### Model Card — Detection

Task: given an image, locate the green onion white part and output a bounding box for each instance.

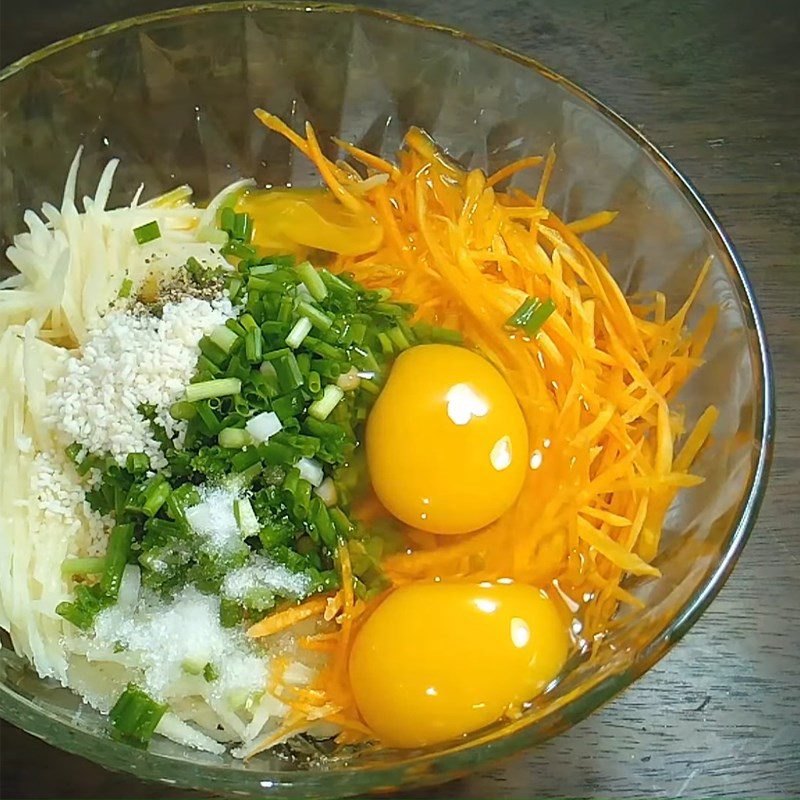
[285,316,313,349]
[308,384,344,420]
[296,457,324,488]
[245,411,282,443]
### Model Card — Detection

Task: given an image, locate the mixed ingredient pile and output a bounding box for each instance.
[0,109,718,756]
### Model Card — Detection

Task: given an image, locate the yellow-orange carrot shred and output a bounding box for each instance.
[246,596,329,639]
[247,109,718,750]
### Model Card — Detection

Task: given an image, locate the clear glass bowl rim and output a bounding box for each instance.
[0,2,775,796]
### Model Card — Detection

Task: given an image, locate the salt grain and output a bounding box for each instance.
[223,556,311,602]
[92,586,265,702]
[185,483,243,554]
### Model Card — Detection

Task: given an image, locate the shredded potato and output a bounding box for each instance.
[249,111,718,745]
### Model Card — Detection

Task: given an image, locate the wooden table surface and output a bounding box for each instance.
[1,1,798,797]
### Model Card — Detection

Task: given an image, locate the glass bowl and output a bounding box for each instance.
[0,3,774,796]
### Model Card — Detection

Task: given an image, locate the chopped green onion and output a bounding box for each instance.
[219,599,244,628]
[75,453,101,477]
[349,321,367,345]
[184,378,241,402]
[292,479,313,519]
[238,460,262,485]
[56,583,109,630]
[522,298,557,335]
[308,384,344,421]
[195,402,221,435]
[377,331,394,355]
[311,498,337,549]
[165,484,200,526]
[285,317,313,349]
[142,476,171,518]
[313,358,343,379]
[221,240,256,260]
[307,370,321,394]
[264,349,303,392]
[282,467,301,500]
[219,427,253,449]
[295,261,328,301]
[329,507,354,538]
[203,663,219,682]
[245,410,282,443]
[195,354,222,378]
[109,684,167,747]
[319,269,353,296]
[220,206,236,233]
[259,440,294,465]
[277,295,293,323]
[245,328,263,363]
[100,523,135,599]
[186,256,215,285]
[118,278,133,299]
[199,336,228,368]
[225,318,247,338]
[144,518,181,543]
[294,300,332,330]
[387,326,411,350]
[231,447,261,472]
[271,390,304,421]
[247,275,276,293]
[260,360,277,380]
[304,337,346,361]
[240,313,259,333]
[210,324,239,354]
[125,452,150,474]
[359,378,381,397]
[65,442,83,463]
[61,556,106,577]
[350,345,380,374]
[169,400,197,421]
[234,497,259,534]
[231,212,253,242]
[505,296,556,335]
[249,263,277,277]
[430,325,462,344]
[414,322,463,344]
[227,275,244,302]
[296,353,310,379]
[133,220,161,245]
[260,320,289,337]
[373,302,404,317]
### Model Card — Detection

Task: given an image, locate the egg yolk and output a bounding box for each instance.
[348,581,569,748]
[366,344,528,535]
[236,189,382,256]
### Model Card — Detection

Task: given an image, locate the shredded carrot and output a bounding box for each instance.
[247,596,329,639]
[486,155,544,187]
[567,210,619,235]
[248,112,719,745]
[331,136,401,180]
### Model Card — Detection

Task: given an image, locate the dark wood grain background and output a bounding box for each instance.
[1,1,798,797]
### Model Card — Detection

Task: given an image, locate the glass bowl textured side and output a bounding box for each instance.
[0,3,773,797]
